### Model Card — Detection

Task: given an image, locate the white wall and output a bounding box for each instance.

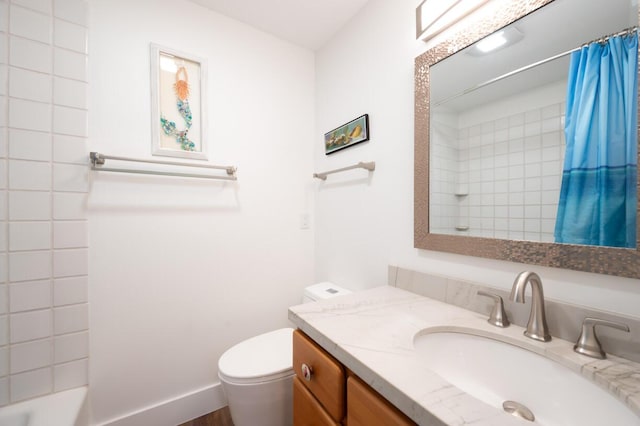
[314,0,640,316]
[88,0,315,424]
[0,0,89,407]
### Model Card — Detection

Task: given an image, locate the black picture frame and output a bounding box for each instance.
[324,114,370,155]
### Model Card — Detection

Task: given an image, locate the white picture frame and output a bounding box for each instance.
[150,43,208,160]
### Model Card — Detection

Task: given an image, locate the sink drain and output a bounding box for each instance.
[503,400,535,422]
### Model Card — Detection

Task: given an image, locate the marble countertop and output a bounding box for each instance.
[288,285,640,426]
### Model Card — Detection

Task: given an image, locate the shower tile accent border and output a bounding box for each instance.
[389,265,640,363]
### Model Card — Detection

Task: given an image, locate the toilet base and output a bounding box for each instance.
[219,373,294,426]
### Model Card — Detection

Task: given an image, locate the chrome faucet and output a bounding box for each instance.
[509,271,551,342]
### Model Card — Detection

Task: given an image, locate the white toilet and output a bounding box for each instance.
[218,282,351,426]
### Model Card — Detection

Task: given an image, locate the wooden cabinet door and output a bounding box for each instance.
[293,330,345,422]
[293,376,341,426]
[347,376,416,426]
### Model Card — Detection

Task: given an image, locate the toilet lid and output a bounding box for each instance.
[218,328,294,384]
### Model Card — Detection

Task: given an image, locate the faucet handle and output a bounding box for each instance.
[477,290,510,328]
[574,317,630,359]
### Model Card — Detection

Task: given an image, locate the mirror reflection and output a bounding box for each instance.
[429,0,638,248]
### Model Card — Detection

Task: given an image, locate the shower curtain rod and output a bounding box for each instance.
[434,26,638,107]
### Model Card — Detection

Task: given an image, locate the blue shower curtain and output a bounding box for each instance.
[555,33,638,248]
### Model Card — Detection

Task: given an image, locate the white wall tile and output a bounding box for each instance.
[9,5,51,43]
[0,285,7,314]
[8,191,50,220]
[8,221,50,251]
[10,309,51,343]
[0,222,5,252]
[10,367,51,402]
[0,127,7,157]
[54,331,87,363]
[53,106,87,136]
[0,65,7,96]
[0,192,5,221]
[53,48,86,81]
[53,303,87,334]
[8,251,50,282]
[542,103,560,119]
[53,134,86,164]
[8,98,51,132]
[0,255,6,283]
[53,220,87,248]
[9,67,51,103]
[0,160,5,189]
[9,129,51,161]
[0,1,7,32]
[52,192,85,219]
[9,37,51,73]
[9,280,50,312]
[10,339,51,373]
[0,33,7,65]
[53,0,87,26]
[53,163,88,192]
[0,96,6,126]
[53,358,86,391]
[11,0,51,14]
[8,160,51,190]
[0,315,7,346]
[53,19,86,53]
[53,248,87,277]
[53,276,86,307]
[0,377,8,406]
[53,77,87,109]
[0,346,7,376]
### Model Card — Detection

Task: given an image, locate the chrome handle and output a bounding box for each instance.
[477,290,510,328]
[301,363,313,381]
[574,317,630,359]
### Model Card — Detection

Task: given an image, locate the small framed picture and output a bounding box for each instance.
[324,114,370,155]
[150,44,208,160]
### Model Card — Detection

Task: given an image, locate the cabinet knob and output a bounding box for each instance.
[301,363,313,381]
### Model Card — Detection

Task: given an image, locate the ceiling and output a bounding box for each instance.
[188,0,371,50]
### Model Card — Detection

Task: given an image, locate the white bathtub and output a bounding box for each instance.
[0,387,88,426]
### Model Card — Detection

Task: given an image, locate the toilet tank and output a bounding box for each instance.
[303,282,351,303]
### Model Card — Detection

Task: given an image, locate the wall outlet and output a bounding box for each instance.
[300,213,310,229]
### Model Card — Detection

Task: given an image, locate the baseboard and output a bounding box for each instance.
[96,383,227,426]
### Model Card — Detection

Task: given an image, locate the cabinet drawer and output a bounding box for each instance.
[347,375,416,426]
[292,330,345,422]
[293,376,341,426]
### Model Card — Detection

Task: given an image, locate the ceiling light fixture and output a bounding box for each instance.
[476,30,507,52]
[468,26,524,56]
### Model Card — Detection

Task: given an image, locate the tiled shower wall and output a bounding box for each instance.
[457,102,565,242]
[430,85,565,242]
[0,0,89,405]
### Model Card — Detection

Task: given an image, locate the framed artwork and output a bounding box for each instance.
[150,44,208,160]
[324,114,370,155]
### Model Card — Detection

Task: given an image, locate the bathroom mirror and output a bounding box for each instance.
[415,0,640,278]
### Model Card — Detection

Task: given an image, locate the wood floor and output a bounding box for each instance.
[177,406,234,426]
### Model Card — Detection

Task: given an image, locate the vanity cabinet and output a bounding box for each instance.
[347,374,416,426]
[292,329,416,426]
[292,329,345,424]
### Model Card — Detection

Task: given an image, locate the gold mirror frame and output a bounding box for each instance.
[414,0,640,279]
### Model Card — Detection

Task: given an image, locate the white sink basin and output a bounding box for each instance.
[413,331,639,425]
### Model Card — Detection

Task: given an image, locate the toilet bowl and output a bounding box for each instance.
[218,282,351,426]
